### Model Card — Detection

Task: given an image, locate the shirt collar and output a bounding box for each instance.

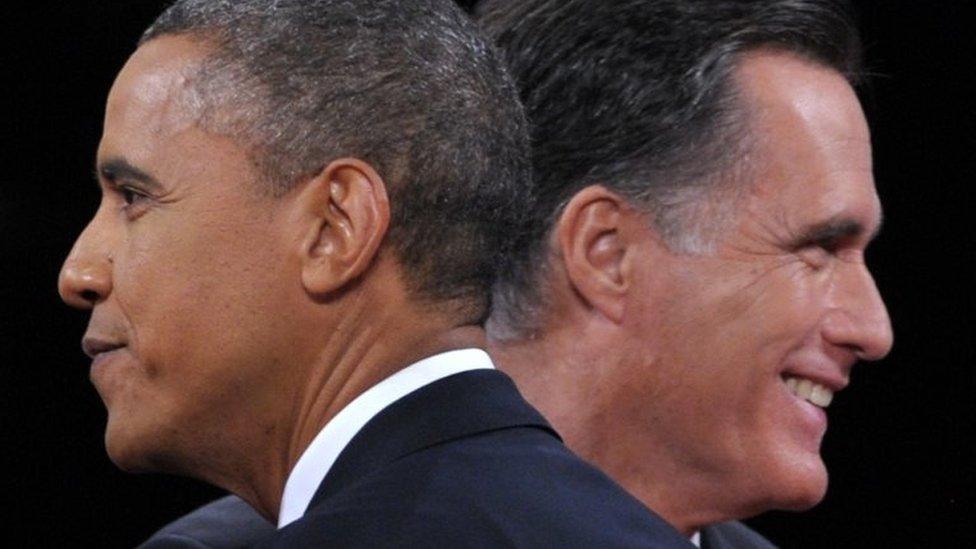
[277,348,494,528]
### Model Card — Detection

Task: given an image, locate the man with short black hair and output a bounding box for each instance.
[479,0,892,545]
[60,1,690,546]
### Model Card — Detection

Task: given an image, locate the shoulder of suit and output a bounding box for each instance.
[138,495,274,549]
[701,521,777,549]
[266,428,693,548]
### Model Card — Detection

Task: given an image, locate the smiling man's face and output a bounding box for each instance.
[610,50,894,516]
[58,35,309,475]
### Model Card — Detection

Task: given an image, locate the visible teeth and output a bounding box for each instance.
[814,385,834,407]
[784,376,834,408]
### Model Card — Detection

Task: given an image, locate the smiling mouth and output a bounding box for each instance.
[783,376,834,408]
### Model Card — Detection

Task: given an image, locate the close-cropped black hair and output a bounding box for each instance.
[477,0,862,337]
[142,0,531,322]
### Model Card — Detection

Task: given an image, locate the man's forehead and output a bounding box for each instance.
[736,50,867,133]
[727,51,883,242]
[736,50,871,160]
[102,36,207,146]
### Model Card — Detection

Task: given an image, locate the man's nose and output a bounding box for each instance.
[822,263,894,362]
[58,220,113,310]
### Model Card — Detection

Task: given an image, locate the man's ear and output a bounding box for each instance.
[555,185,651,324]
[295,158,390,296]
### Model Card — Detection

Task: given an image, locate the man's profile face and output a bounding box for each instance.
[59,36,308,473]
[618,51,893,512]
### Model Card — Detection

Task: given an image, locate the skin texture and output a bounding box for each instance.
[59,35,483,521]
[490,50,893,534]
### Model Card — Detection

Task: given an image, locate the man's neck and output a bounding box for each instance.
[249,307,484,521]
[491,326,738,536]
[284,322,487,477]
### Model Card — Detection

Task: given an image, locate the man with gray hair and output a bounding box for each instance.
[60,0,692,546]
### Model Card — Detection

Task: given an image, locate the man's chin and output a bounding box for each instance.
[103,416,169,474]
[104,435,149,474]
[737,446,830,517]
[768,459,829,512]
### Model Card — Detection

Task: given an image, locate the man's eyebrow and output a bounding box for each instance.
[794,213,883,246]
[95,158,163,192]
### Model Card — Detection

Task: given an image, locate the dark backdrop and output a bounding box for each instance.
[2,1,971,547]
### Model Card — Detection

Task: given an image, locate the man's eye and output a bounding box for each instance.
[119,186,146,206]
[815,238,846,257]
[798,237,839,255]
[794,240,834,270]
[115,186,153,219]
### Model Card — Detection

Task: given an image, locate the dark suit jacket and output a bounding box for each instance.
[143,500,777,549]
[140,495,273,549]
[143,369,692,548]
[701,521,777,549]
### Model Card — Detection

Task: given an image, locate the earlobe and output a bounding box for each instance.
[556,185,636,324]
[298,158,390,296]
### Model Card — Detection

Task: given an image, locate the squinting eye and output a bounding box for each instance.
[814,238,841,255]
[795,240,832,270]
[797,237,838,255]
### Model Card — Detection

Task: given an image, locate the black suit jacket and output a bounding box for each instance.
[701,521,777,549]
[144,369,692,548]
[142,501,777,549]
[265,369,691,547]
[140,495,273,549]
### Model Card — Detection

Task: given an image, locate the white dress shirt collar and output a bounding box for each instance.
[277,348,494,528]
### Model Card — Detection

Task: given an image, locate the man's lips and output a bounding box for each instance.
[781,366,850,409]
[783,375,835,408]
[780,351,855,409]
[82,336,126,359]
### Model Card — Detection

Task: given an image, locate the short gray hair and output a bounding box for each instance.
[142,0,531,321]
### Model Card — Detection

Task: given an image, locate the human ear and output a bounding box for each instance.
[297,158,390,296]
[555,185,642,324]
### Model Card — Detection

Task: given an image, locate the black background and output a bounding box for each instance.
[2,2,971,547]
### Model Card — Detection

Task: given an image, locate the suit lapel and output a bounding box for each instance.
[308,368,558,507]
